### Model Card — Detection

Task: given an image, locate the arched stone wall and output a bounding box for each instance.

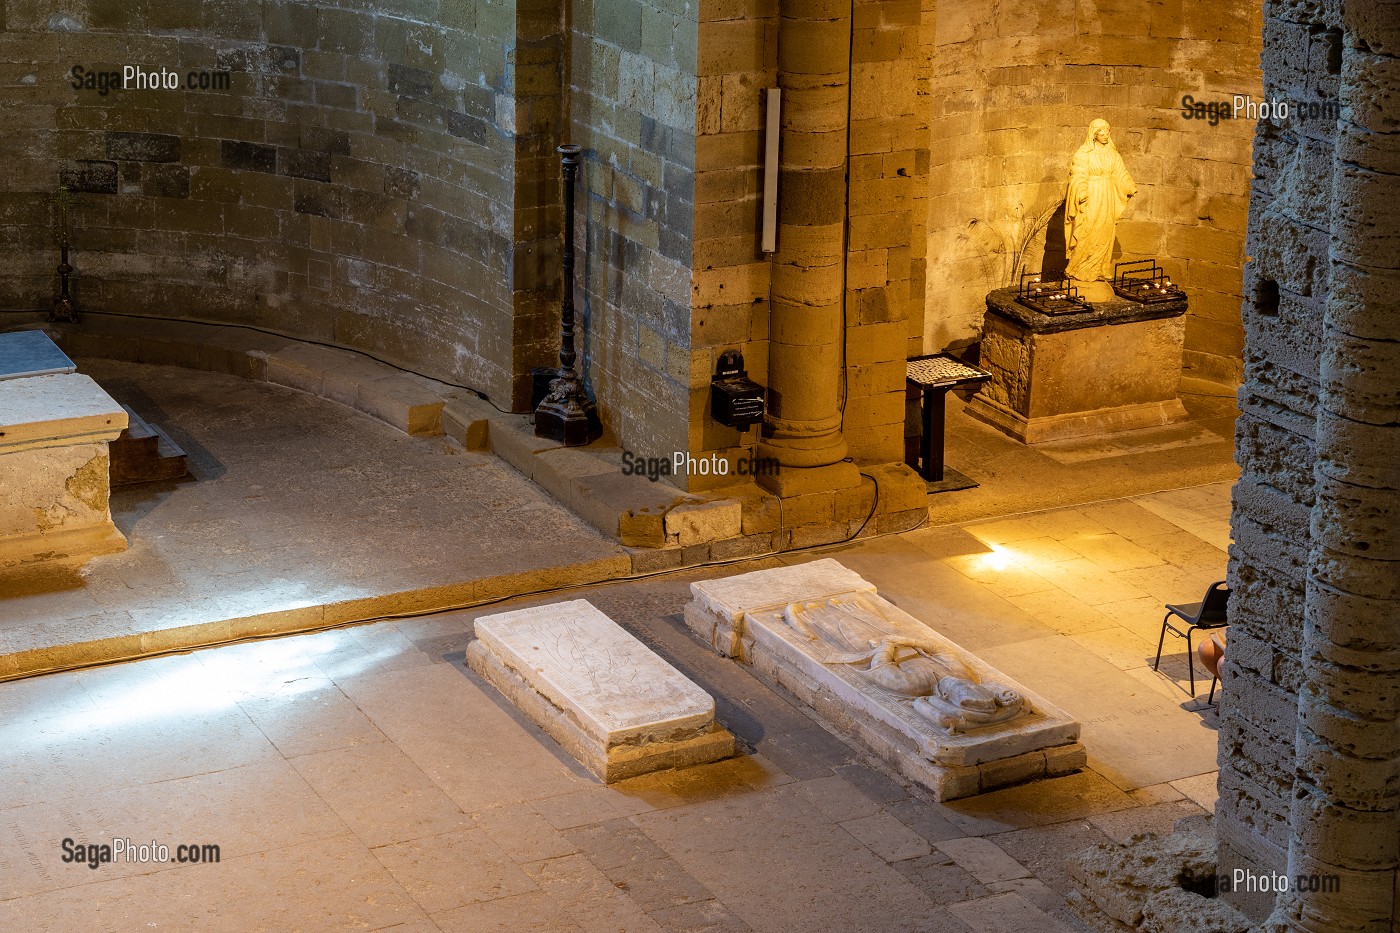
[923,0,1261,389]
[0,0,563,410]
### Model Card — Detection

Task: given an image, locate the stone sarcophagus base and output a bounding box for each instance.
[968,287,1189,444]
[684,559,1084,801]
[468,599,734,783]
[0,372,128,568]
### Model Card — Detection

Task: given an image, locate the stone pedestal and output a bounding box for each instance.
[0,372,128,567]
[967,288,1188,444]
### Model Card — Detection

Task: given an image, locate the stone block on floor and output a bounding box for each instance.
[665,499,742,546]
[468,598,734,783]
[970,288,1190,444]
[442,394,494,450]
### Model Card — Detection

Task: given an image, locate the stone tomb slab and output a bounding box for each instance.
[468,599,734,783]
[0,330,77,381]
[685,559,1085,801]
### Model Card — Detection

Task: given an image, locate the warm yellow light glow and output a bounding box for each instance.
[977,543,1016,572]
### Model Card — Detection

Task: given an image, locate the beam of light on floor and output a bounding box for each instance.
[975,542,1017,571]
[33,626,395,734]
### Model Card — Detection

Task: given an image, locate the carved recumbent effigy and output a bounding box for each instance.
[684,559,1085,801]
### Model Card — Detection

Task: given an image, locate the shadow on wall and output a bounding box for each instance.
[951,196,1065,295]
[1040,201,1068,280]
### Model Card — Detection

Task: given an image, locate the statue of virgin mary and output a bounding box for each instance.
[1064,119,1136,291]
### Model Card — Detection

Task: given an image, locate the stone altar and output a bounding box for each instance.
[468,598,734,783]
[967,287,1189,444]
[0,332,128,568]
[684,559,1084,800]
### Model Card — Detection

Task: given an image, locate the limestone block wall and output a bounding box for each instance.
[0,0,560,410]
[688,0,776,481]
[842,0,928,464]
[922,0,1260,388]
[1221,0,1400,926]
[567,0,698,464]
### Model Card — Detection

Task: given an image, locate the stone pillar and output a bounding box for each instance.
[1264,6,1400,930]
[757,0,860,496]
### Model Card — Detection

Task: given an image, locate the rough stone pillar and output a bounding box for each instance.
[1265,5,1400,930]
[757,0,861,496]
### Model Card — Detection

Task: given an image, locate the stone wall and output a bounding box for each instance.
[567,0,698,464]
[1221,0,1400,927]
[0,0,924,493]
[689,0,776,482]
[0,0,559,410]
[842,0,928,464]
[922,0,1260,389]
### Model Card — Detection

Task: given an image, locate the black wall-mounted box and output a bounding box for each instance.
[710,350,765,430]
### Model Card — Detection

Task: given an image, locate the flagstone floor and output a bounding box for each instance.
[0,483,1232,932]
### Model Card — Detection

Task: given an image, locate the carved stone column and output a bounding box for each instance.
[757,0,860,496]
[1265,7,1400,930]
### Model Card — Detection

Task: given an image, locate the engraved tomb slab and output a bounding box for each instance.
[469,598,733,783]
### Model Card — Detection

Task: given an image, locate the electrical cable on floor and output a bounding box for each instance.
[852,470,881,539]
[836,4,857,429]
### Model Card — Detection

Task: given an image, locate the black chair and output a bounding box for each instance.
[1153,581,1230,696]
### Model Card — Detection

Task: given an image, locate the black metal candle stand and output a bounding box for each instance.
[49,185,79,323]
[1014,271,1093,315]
[535,144,601,446]
[1111,260,1185,303]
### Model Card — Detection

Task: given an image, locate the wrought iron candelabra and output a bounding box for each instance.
[50,185,78,323]
[535,144,600,445]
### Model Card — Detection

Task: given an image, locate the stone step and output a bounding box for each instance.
[110,405,189,486]
[32,317,450,439]
[116,405,158,448]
